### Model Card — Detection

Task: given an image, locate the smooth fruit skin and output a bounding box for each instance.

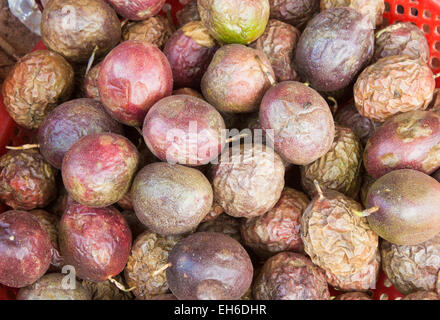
[366,169,440,245]
[0,210,51,288]
[98,40,173,127]
[106,0,165,20]
[62,133,139,208]
[59,204,132,282]
[198,0,270,45]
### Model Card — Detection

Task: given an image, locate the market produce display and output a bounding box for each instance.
[1,0,440,301]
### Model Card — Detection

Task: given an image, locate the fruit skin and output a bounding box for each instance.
[84,63,102,101]
[363,111,440,179]
[259,81,335,165]
[403,291,439,300]
[143,95,226,166]
[106,0,165,20]
[335,292,372,300]
[269,0,320,30]
[166,232,253,300]
[124,231,181,299]
[2,50,74,129]
[122,16,174,49]
[38,98,124,169]
[172,88,203,99]
[301,126,363,198]
[301,190,380,291]
[0,150,57,211]
[197,213,242,243]
[253,252,330,300]
[197,0,270,45]
[294,7,374,93]
[374,22,430,63]
[164,21,218,89]
[381,233,440,295]
[241,188,309,257]
[131,163,213,235]
[201,44,275,113]
[0,210,51,288]
[17,273,91,300]
[249,19,301,82]
[41,0,121,63]
[98,40,173,127]
[366,169,440,245]
[62,133,139,208]
[211,143,285,218]
[177,0,200,27]
[354,55,435,122]
[59,204,132,282]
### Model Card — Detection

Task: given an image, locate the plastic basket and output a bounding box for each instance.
[0,0,439,300]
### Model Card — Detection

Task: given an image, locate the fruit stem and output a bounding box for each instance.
[254,55,276,87]
[225,133,250,144]
[85,46,99,76]
[152,263,172,277]
[120,19,130,29]
[375,28,387,39]
[327,96,338,114]
[313,180,324,200]
[134,126,143,137]
[434,73,440,79]
[304,82,310,87]
[6,144,40,150]
[352,206,379,217]
[108,276,136,292]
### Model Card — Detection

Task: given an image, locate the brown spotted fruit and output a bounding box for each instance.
[62,133,139,208]
[59,203,132,282]
[366,169,440,245]
[363,110,440,179]
[122,15,174,49]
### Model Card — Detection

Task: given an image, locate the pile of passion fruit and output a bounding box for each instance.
[1,0,440,300]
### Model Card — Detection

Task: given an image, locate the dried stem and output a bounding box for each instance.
[0,35,19,61]
[108,276,136,292]
[352,206,379,218]
[152,263,172,277]
[327,96,338,114]
[225,133,250,144]
[134,126,143,137]
[85,46,99,76]
[6,144,40,150]
[254,55,276,87]
[313,180,324,200]
[304,82,310,87]
[120,19,130,29]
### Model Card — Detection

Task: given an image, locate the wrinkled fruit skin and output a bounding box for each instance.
[403,291,439,300]
[0,210,51,288]
[335,103,379,145]
[167,232,253,300]
[241,188,309,257]
[320,0,385,28]
[30,210,63,270]
[259,81,335,165]
[62,133,139,207]
[17,273,91,300]
[197,0,270,44]
[381,233,440,295]
[38,98,124,169]
[200,202,224,223]
[122,16,174,49]
[143,95,226,166]
[366,169,440,245]
[201,44,275,113]
[354,55,435,122]
[335,292,372,300]
[83,63,102,101]
[177,0,200,27]
[0,150,57,210]
[41,0,121,63]
[131,163,213,235]
[107,0,165,20]
[363,111,440,179]
[269,0,320,30]
[2,50,74,129]
[212,143,285,218]
[294,7,374,93]
[59,204,132,282]
[253,252,330,300]
[125,231,181,299]
[250,19,300,82]
[164,21,218,89]
[301,126,363,198]
[98,40,173,127]
[374,22,430,63]
[197,214,242,243]
[301,190,380,291]
[82,275,133,300]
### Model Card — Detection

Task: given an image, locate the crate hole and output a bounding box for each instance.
[432,57,440,69]
[384,2,390,12]
[411,7,418,16]
[435,42,440,52]
[424,10,432,19]
[423,24,431,34]
[396,4,404,14]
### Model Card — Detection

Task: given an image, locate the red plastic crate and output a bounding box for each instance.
[0,0,439,300]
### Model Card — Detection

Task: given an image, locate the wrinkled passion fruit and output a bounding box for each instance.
[2,50,74,129]
[41,0,121,63]
[106,0,165,20]
[62,133,139,207]
[122,15,174,49]
[269,0,320,30]
[98,40,173,127]
[176,0,200,27]
[59,203,132,282]
[83,63,102,101]
[166,232,253,300]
